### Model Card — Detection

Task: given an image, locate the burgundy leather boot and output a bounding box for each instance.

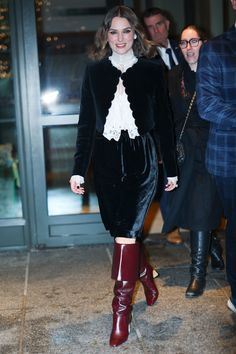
[139,245,159,306]
[109,242,140,347]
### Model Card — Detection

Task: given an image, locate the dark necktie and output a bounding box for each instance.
[166,48,176,69]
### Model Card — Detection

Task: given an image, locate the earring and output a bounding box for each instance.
[134,34,137,39]
[102,42,107,50]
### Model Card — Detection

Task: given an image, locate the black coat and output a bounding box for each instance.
[162,63,222,232]
[72,57,177,178]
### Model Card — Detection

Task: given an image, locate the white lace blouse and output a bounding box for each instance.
[103,50,139,141]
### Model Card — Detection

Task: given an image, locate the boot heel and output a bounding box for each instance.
[140,264,159,305]
[153,269,160,278]
[139,246,159,306]
[210,233,224,270]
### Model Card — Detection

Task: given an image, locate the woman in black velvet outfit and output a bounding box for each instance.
[70,6,178,347]
[162,25,224,298]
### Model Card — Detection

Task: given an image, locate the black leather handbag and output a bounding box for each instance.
[176,91,196,165]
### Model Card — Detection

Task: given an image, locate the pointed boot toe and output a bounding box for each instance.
[185,277,205,298]
[109,313,131,347]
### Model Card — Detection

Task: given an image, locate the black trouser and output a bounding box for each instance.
[215,176,236,299]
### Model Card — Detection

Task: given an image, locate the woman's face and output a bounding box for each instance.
[180,28,203,70]
[107,16,135,55]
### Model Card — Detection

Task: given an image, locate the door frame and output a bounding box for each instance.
[14,0,110,248]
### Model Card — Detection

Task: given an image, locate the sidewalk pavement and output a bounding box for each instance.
[0,232,235,354]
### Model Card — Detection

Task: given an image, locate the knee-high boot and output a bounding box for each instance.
[209,232,224,270]
[139,244,159,306]
[110,242,140,347]
[186,231,211,298]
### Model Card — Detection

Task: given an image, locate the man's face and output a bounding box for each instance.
[230,0,236,10]
[143,14,170,47]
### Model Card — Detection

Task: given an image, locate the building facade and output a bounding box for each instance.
[0,0,234,249]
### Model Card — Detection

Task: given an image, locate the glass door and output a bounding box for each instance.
[36,0,105,217]
[26,0,148,247]
[0,0,27,247]
[0,1,22,217]
[0,0,145,248]
[32,0,113,246]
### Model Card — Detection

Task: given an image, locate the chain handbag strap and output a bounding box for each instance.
[178,91,196,141]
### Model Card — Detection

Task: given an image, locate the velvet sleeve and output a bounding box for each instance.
[72,65,96,177]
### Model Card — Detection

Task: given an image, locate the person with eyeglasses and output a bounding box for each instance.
[179,37,202,49]
[197,0,236,314]
[142,7,183,245]
[162,25,224,298]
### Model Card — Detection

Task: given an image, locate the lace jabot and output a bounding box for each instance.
[103,50,139,141]
[109,50,138,72]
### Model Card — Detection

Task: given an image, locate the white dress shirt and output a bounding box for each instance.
[157,39,178,70]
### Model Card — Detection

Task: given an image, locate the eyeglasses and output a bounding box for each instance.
[179,38,202,49]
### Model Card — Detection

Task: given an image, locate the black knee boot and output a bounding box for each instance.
[186,231,211,298]
[209,232,224,270]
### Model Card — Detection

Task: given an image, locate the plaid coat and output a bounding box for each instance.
[196,26,236,177]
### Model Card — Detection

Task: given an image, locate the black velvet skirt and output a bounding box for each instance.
[92,131,158,238]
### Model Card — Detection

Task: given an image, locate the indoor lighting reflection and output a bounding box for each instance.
[41,90,59,105]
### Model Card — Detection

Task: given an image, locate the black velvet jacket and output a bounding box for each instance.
[73,57,177,177]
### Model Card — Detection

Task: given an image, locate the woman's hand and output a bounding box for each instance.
[69,175,85,195]
[165,176,178,191]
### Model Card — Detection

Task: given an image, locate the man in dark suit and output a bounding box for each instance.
[142,7,183,244]
[142,7,182,69]
[197,0,236,314]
